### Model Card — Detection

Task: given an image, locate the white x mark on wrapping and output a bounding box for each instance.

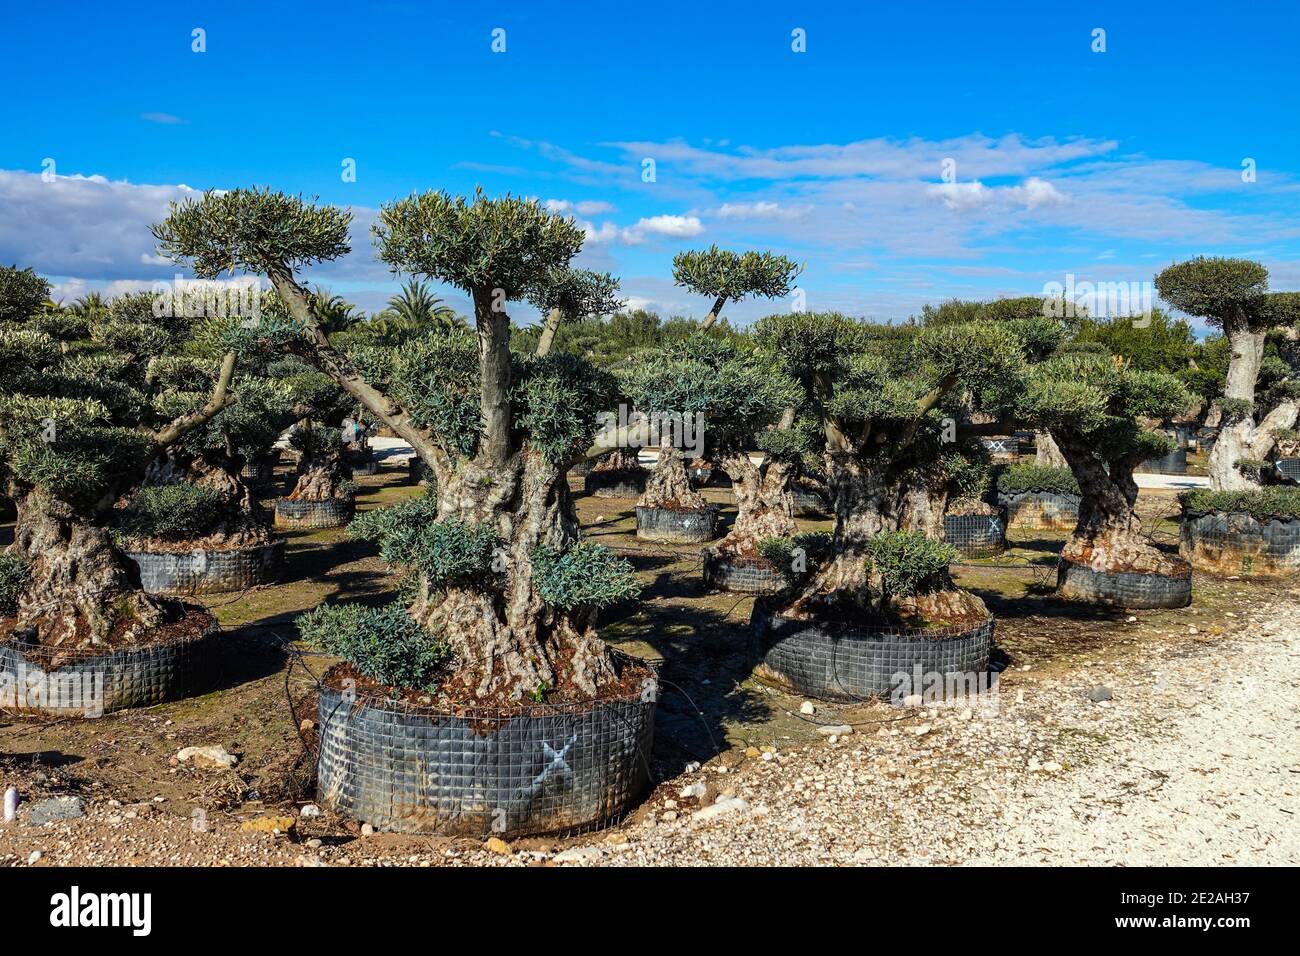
[531,734,577,791]
[987,517,1002,534]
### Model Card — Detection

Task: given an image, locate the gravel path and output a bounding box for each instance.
[4,597,1297,867]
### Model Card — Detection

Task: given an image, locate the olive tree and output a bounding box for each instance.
[757,311,1022,620]
[619,333,800,537]
[528,268,623,358]
[672,245,802,329]
[1018,350,1193,587]
[153,188,638,699]
[0,271,235,646]
[1155,258,1300,489]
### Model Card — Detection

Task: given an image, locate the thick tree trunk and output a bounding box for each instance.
[144,450,268,543]
[785,452,901,614]
[1035,430,1068,468]
[1208,327,1267,490]
[1055,435,1182,576]
[717,452,797,553]
[10,491,164,647]
[638,446,706,510]
[409,450,615,700]
[899,474,948,540]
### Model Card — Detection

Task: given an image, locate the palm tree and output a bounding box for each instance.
[385,278,459,329]
[72,291,108,321]
[312,286,361,335]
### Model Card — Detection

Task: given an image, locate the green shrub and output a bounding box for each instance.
[1180,487,1300,520]
[118,483,225,541]
[0,551,30,615]
[864,531,957,599]
[400,518,500,589]
[757,531,833,580]
[1218,397,1255,422]
[996,463,1080,496]
[347,490,439,551]
[297,602,447,693]
[1273,427,1300,444]
[531,541,642,609]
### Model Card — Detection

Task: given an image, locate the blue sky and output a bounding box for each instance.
[2,0,1299,330]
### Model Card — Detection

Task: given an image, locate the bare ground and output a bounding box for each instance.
[2,459,1296,866]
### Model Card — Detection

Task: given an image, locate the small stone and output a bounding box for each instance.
[297,855,328,867]
[662,799,677,810]
[300,719,315,733]
[28,796,85,826]
[745,746,760,758]
[911,723,932,737]
[799,701,816,715]
[361,823,375,836]
[1042,760,1063,772]
[691,797,749,822]
[679,782,707,800]
[1087,686,1113,702]
[484,837,511,855]
[817,724,852,736]
[683,761,701,773]
[300,803,322,818]
[553,846,602,864]
[241,815,296,834]
[761,751,775,761]
[306,838,323,849]
[3,787,17,824]
[958,708,973,721]
[176,745,238,770]
[661,810,678,822]
[1126,616,1137,623]
[902,694,923,709]
[27,851,42,865]
[828,735,839,744]
[1187,625,1199,635]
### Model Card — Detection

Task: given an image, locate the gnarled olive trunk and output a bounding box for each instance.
[1207,327,1274,490]
[594,447,642,472]
[899,473,947,540]
[1054,435,1183,576]
[718,452,797,553]
[10,490,164,647]
[786,453,902,613]
[409,449,616,700]
[638,446,706,510]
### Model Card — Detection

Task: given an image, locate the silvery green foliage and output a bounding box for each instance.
[527,267,624,318]
[997,464,1081,496]
[757,531,832,582]
[151,188,352,277]
[374,188,584,298]
[0,264,51,323]
[864,531,959,600]
[619,332,800,458]
[671,246,802,303]
[1018,351,1192,463]
[531,541,642,610]
[298,602,448,693]
[117,483,226,541]
[346,491,440,563]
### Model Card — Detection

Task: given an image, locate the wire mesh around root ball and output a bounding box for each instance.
[274,497,356,529]
[315,656,657,838]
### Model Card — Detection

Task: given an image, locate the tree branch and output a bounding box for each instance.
[700,295,728,330]
[269,268,451,479]
[152,350,238,449]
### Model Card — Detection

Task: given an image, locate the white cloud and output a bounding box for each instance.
[714,201,807,220]
[544,198,617,216]
[140,112,187,125]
